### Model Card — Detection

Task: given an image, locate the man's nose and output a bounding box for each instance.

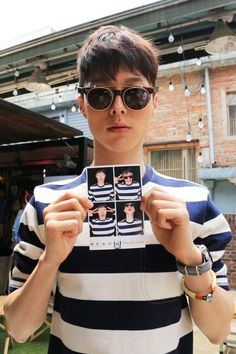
[109,93,127,116]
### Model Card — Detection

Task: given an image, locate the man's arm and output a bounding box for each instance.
[141,187,234,343]
[4,192,92,342]
[4,254,59,342]
[184,272,234,343]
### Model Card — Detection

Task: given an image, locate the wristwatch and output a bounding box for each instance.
[176,244,213,276]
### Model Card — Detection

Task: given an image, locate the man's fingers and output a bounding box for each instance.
[44,210,84,222]
[52,192,93,209]
[45,218,83,237]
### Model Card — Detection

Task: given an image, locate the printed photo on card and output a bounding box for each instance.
[86,165,145,251]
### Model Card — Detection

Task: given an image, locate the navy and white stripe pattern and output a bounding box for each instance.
[9,165,232,354]
[88,183,114,202]
[117,218,143,236]
[115,181,141,200]
[90,217,116,236]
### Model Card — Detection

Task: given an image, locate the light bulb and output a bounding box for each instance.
[51,103,56,110]
[14,69,20,77]
[13,88,18,96]
[200,84,206,94]
[168,82,174,91]
[198,118,204,129]
[168,32,174,43]
[177,45,183,54]
[197,153,203,163]
[185,133,192,142]
[196,58,202,66]
[71,104,76,112]
[184,86,190,96]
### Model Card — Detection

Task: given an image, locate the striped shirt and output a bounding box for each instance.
[9,165,232,354]
[117,218,143,236]
[90,217,116,236]
[115,181,141,200]
[88,183,114,202]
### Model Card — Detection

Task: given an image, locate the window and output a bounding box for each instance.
[227,92,236,136]
[146,146,197,182]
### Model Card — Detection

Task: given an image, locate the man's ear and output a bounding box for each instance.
[78,96,87,118]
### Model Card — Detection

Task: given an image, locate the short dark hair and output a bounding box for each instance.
[78,25,159,86]
[95,169,106,175]
[124,202,135,207]
[122,169,133,175]
[97,203,107,209]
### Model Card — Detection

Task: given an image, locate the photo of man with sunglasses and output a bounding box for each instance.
[115,167,141,200]
[117,201,143,236]
[5,24,233,354]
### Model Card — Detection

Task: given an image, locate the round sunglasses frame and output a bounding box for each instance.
[78,86,158,111]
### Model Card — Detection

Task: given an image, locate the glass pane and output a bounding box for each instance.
[228,106,236,136]
[150,148,196,182]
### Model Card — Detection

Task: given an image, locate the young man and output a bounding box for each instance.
[4,25,234,354]
[117,202,143,236]
[88,168,114,202]
[115,168,141,200]
[89,203,116,237]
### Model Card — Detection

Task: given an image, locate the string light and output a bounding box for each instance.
[196,58,202,66]
[185,133,192,142]
[184,85,190,96]
[13,88,18,96]
[198,118,204,129]
[51,102,56,110]
[71,103,77,112]
[197,152,203,163]
[14,69,20,77]
[200,84,206,94]
[168,81,174,91]
[177,45,184,54]
[168,32,175,43]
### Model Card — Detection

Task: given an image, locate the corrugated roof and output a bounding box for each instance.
[0,99,82,144]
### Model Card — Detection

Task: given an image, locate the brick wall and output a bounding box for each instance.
[223,214,236,289]
[144,64,236,168]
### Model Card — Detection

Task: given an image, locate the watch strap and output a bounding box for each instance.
[176,244,213,276]
[181,269,217,303]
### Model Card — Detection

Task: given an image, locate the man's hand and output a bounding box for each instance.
[43,192,93,267]
[141,187,201,265]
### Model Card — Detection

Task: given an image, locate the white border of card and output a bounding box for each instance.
[86,164,145,250]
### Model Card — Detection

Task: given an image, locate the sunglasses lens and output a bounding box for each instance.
[124,88,150,110]
[87,88,112,110]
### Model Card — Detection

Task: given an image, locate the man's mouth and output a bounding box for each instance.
[107,125,130,132]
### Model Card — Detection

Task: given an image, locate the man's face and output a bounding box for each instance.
[122,173,133,185]
[96,171,106,185]
[97,206,107,220]
[78,68,158,160]
[124,203,135,216]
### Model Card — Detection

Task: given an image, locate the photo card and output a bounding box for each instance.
[86,164,145,250]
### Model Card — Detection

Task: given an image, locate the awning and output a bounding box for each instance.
[0,99,82,144]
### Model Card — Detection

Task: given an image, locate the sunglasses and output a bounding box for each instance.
[125,203,135,207]
[123,175,133,179]
[78,86,158,111]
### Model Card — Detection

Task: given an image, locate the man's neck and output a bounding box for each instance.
[92,143,146,176]
[126,215,134,222]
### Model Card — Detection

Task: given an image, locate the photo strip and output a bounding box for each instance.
[87,165,145,250]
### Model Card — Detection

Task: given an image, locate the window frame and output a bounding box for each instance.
[143,141,200,182]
